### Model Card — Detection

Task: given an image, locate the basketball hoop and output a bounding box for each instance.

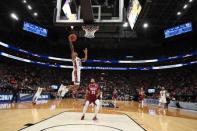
[82,25,99,38]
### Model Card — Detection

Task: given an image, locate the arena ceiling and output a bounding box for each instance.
[0,0,196,60]
[0,0,196,37]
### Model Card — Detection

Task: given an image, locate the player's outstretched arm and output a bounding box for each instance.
[68,37,75,60]
[82,48,88,61]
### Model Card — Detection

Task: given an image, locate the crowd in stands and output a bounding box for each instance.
[0,63,197,102]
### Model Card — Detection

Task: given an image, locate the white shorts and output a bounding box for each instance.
[72,70,81,85]
[159,98,167,104]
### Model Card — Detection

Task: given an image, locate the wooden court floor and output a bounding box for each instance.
[0,99,196,131]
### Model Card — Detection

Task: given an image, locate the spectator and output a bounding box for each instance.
[0,63,196,102]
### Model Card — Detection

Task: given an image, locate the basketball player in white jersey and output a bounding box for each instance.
[68,34,88,98]
[32,87,43,104]
[58,83,64,98]
[159,87,167,110]
[112,88,118,108]
[58,83,69,99]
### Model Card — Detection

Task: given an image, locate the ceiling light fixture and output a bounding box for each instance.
[143,23,149,28]
[22,0,27,4]
[27,5,32,10]
[123,22,128,27]
[183,4,188,9]
[10,13,19,21]
[33,12,38,16]
[177,11,182,16]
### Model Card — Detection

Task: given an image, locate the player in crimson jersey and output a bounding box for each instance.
[81,78,101,120]
[138,87,145,108]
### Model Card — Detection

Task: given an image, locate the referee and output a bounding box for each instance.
[11,84,19,103]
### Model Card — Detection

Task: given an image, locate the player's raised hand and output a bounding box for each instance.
[82,48,88,61]
[83,48,88,54]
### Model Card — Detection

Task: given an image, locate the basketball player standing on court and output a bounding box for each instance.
[32,87,43,104]
[138,87,145,108]
[58,82,64,99]
[81,78,101,120]
[159,87,167,110]
[112,88,118,108]
[68,34,88,99]
[58,82,69,99]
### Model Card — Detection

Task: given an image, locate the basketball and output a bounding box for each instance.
[68,34,77,42]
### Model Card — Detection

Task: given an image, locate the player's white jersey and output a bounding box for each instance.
[72,56,81,85]
[61,86,69,97]
[58,84,69,97]
[33,87,43,102]
[72,57,81,71]
[58,84,64,93]
[159,90,167,103]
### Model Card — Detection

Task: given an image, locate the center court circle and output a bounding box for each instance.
[41,124,123,131]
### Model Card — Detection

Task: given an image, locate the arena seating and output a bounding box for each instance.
[0,63,196,102]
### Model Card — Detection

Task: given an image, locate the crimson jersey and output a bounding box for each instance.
[113,90,118,99]
[86,83,100,103]
[139,90,145,101]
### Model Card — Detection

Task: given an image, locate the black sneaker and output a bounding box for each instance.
[93,116,97,121]
[81,115,85,120]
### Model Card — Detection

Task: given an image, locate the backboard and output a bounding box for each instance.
[54,0,124,26]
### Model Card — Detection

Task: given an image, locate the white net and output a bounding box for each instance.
[82,25,99,38]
